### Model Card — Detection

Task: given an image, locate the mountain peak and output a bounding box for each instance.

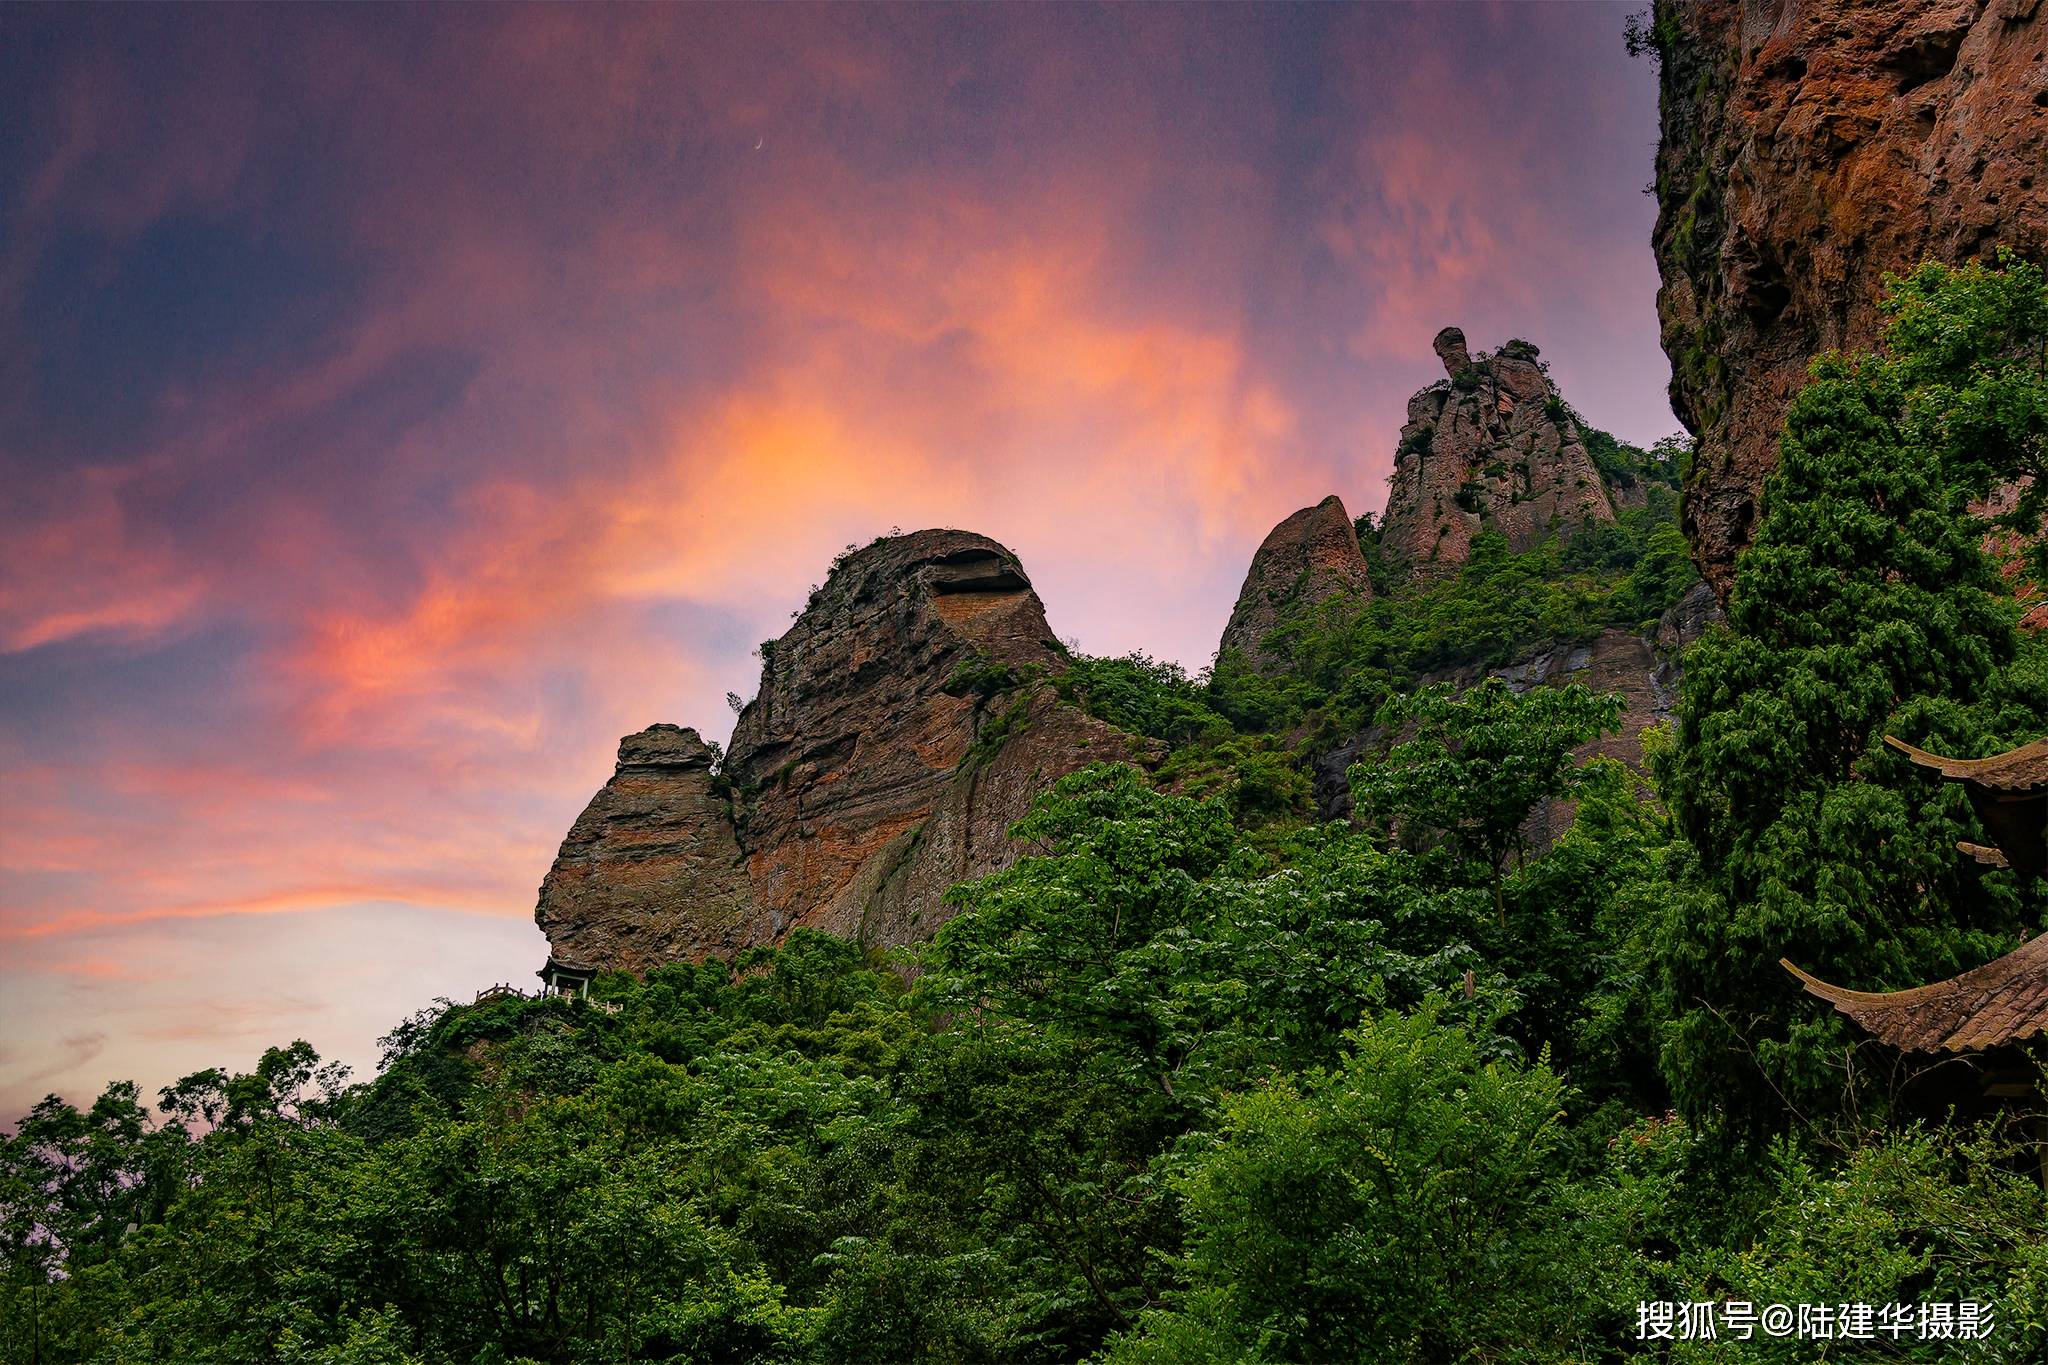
[1217,494,1372,671]
[536,527,1153,970]
[1379,331,1613,573]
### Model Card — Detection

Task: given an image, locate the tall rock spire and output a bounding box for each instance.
[1217,494,1373,671]
[1378,332,1615,572]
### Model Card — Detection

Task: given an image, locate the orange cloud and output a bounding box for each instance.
[2,2,1670,1113]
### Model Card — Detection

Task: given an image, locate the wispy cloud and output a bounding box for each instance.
[0,2,1668,1112]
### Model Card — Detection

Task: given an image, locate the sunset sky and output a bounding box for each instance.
[0,2,1674,1118]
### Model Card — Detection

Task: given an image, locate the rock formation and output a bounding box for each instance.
[722,528,1149,944]
[1218,495,1373,669]
[1649,0,2048,598]
[1379,329,1616,572]
[1313,584,1725,829]
[535,725,757,972]
[536,530,1157,971]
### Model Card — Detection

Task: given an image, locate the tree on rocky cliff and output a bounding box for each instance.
[1352,677,1623,923]
[1651,256,2048,1136]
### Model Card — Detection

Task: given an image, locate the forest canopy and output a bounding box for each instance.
[5,259,2045,1365]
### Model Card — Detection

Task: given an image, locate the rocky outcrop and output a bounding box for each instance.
[1655,580,1722,652]
[1650,0,2048,598]
[1313,586,1725,827]
[1380,329,1616,572]
[536,530,1158,971]
[822,685,1154,945]
[1218,495,1373,669]
[535,725,757,972]
[724,528,1152,943]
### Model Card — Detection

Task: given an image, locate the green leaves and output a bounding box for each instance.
[1058,654,1232,748]
[1106,1000,1620,1365]
[1352,677,1623,913]
[1653,255,2048,1135]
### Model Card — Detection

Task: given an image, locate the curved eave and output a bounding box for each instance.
[1885,735,2048,793]
[1780,935,2048,1054]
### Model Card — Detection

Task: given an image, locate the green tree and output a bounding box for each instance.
[1652,255,2048,1135]
[1351,677,1623,921]
[1103,1001,1630,1365]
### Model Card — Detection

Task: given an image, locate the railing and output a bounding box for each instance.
[472,983,621,1013]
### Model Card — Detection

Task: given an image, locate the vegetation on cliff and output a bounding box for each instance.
[6,262,2047,1365]
[1206,424,1692,743]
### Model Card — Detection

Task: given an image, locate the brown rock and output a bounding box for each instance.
[1218,495,1373,669]
[536,529,1159,971]
[815,685,1160,946]
[1433,325,1474,375]
[1650,0,2048,598]
[535,725,757,973]
[1379,334,1616,572]
[723,529,1069,939]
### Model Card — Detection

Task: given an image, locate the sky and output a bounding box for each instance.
[0,2,1675,1120]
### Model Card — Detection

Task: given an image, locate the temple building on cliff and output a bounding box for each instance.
[1780,736,2048,1102]
[537,954,597,999]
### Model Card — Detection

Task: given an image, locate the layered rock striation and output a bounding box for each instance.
[1218,494,1373,670]
[536,530,1156,971]
[1379,329,1616,572]
[722,529,1148,944]
[1650,0,2048,597]
[536,725,756,972]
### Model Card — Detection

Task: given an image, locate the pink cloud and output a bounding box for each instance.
[0,3,1668,1112]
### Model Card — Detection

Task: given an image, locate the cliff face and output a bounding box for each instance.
[723,528,1150,943]
[1379,328,1616,573]
[1218,495,1374,669]
[535,725,757,972]
[536,530,1156,970]
[1651,0,2048,598]
[1313,582,1724,827]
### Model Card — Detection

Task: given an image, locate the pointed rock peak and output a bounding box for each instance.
[1381,330,1615,574]
[1218,494,1372,671]
[1433,325,1472,376]
[617,724,715,769]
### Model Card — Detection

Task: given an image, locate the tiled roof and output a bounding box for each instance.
[1781,934,2048,1054]
[1886,736,2048,877]
[1886,736,2048,793]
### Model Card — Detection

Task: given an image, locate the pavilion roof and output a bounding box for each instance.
[1780,934,2048,1054]
[1886,736,2048,793]
[1886,735,2048,877]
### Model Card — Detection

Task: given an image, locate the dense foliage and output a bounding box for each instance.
[1651,254,2048,1134]
[7,262,2045,1364]
[1206,427,1694,742]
